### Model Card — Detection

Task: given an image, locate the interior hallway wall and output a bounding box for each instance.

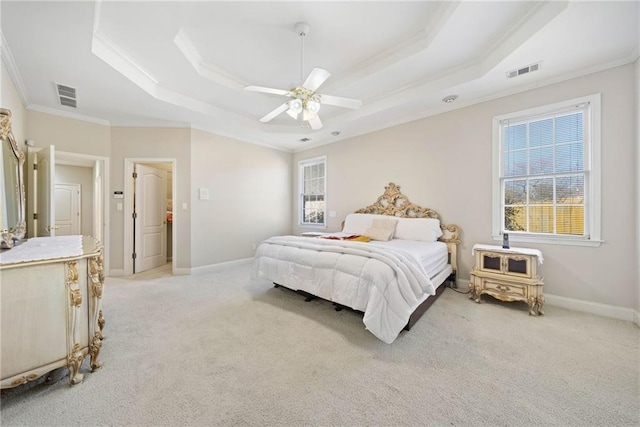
[190,129,292,270]
[110,127,191,274]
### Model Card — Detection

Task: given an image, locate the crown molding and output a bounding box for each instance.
[27,104,111,126]
[174,29,248,90]
[0,31,30,107]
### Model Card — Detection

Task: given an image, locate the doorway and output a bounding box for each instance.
[123,158,176,276]
[27,147,110,272]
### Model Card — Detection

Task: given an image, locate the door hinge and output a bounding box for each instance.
[33,164,38,171]
[132,172,138,178]
[33,213,38,220]
[132,212,137,219]
[132,253,137,259]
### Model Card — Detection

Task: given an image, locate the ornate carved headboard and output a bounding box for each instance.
[350,182,461,272]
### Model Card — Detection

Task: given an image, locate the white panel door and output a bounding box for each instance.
[134,164,167,273]
[54,183,81,236]
[36,145,55,236]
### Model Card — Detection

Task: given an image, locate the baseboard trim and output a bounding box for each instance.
[109,269,125,277]
[173,267,191,276]
[455,278,468,290]
[544,293,639,325]
[457,277,638,326]
[189,258,253,275]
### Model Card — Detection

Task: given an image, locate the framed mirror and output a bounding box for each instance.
[0,108,26,248]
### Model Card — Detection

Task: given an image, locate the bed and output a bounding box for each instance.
[254,182,461,343]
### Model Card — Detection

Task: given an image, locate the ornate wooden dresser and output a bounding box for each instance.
[0,236,105,388]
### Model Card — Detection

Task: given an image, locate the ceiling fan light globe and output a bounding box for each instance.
[303,109,318,121]
[307,100,320,114]
[289,99,303,113]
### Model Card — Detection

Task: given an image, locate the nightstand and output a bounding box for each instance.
[469,244,544,315]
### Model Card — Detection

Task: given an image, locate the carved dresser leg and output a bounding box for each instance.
[537,295,545,315]
[89,332,103,371]
[98,310,106,339]
[68,343,85,385]
[527,296,537,315]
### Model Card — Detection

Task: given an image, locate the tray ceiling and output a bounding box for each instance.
[1,1,638,151]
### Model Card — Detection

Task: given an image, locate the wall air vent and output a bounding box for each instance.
[56,83,77,108]
[506,62,541,79]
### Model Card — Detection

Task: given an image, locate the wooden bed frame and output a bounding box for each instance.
[278,182,461,333]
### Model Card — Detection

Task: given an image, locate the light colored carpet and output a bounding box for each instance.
[1,261,639,426]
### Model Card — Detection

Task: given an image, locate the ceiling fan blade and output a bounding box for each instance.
[318,94,362,109]
[245,86,291,97]
[302,68,331,92]
[259,102,290,123]
[307,115,323,130]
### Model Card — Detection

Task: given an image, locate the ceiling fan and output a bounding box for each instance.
[245,22,362,130]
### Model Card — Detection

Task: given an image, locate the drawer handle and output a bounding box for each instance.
[496,285,511,292]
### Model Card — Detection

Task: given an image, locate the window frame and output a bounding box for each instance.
[298,156,327,228]
[491,94,602,247]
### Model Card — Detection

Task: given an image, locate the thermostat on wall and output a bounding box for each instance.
[113,191,124,199]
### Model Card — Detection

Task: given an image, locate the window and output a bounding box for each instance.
[299,156,326,227]
[492,94,601,246]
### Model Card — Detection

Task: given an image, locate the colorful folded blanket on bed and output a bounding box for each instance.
[320,234,371,242]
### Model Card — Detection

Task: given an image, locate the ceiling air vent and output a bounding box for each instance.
[506,62,541,79]
[56,83,77,108]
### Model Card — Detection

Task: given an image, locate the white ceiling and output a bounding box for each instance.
[1,1,638,152]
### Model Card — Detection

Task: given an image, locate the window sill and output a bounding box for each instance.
[492,234,602,248]
[299,224,327,229]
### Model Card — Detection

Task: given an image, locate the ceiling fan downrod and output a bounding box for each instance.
[295,22,310,85]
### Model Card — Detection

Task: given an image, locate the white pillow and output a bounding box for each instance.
[394,217,443,242]
[342,213,378,234]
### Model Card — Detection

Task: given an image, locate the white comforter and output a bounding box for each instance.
[254,235,436,343]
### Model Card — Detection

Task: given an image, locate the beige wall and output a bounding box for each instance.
[1,61,26,146]
[55,164,93,235]
[294,63,639,310]
[110,127,191,272]
[26,111,111,157]
[12,101,292,273]
[190,129,292,269]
